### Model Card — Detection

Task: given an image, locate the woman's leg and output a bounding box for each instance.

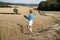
[27,20,33,33]
[29,26,32,33]
[27,25,32,33]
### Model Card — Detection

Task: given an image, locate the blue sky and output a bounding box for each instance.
[0,0,46,4]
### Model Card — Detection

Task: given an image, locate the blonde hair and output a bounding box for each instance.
[29,9,33,13]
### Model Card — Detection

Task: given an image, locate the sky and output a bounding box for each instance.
[0,0,46,4]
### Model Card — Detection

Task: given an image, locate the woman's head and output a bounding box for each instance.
[29,9,33,13]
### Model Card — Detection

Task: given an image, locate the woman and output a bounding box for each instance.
[27,9,34,33]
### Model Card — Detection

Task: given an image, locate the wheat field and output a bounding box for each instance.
[0,5,60,40]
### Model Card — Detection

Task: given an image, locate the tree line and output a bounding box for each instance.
[0,2,12,8]
[38,0,60,11]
